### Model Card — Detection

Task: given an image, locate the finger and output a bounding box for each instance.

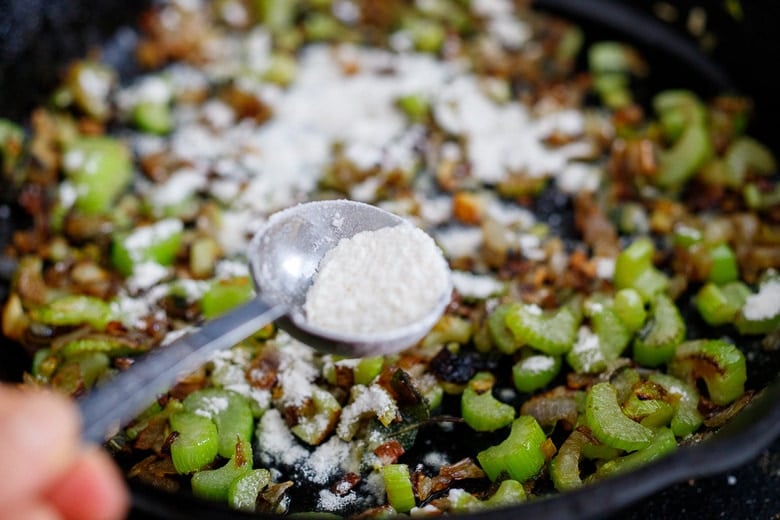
[0,500,61,520]
[0,388,80,505]
[46,447,130,520]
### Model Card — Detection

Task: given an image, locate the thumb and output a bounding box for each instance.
[0,386,81,506]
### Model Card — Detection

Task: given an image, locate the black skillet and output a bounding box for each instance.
[1,1,779,518]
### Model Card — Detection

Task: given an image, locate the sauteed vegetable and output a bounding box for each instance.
[2,0,779,517]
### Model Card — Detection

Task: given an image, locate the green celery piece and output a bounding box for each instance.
[622,394,674,428]
[183,388,254,458]
[550,428,591,491]
[591,305,632,360]
[63,136,131,215]
[585,382,654,452]
[632,293,686,367]
[32,295,113,330]
[258,0,297,33]
[200,278,254,319]
[290,387,341,445]
[593,427,676,479]
[512,354,561,393]
[725,136,776,180]
[588,41,632,74]
[382,464,416,513]
[461,372,515,432]
[59,336,148,359]
[397,94,430,122]
[695,281,751,326]
[566,326,606,375]
[648,373,703,437]
[132,101,172,135]
[614,238,668,301]
[488,303,523,354]
[191,439,253,502]
[609,366,641,404]
[169,411,219,474]
[354,356,384,385]
[505,304,579,356]
[228,469,271,512]
[477,415,547,482]
[656,120,712,188]
[421,314,472,349]
[707,243,739,284]
[614,288,647,333]
[111,218,183,276]
[669,339,746,406]
[653,90,707,139]
[71,351,110,389]
[481,479,526,508]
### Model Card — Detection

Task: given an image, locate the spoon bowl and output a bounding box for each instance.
[78,200,451,442]
[251,199,452,356]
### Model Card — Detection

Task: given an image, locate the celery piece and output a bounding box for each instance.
[354,356,384,385]
[622,393,674,428]
[672,224,703,248]
[189,236,221,279]
[591,306,632,360]
[482,479,526,508]
[505,304,579,356]
[585,382,654,452]
[594,427,676,479]
[303,12,342,41]
[657,118,712,188]
[461,372,515,432]
[183,389,254,458]
[32,295,113,331]
[290,387,341,445]
[191,439,253,502]
[31,348,57,380]
[382,464,416,513]
[550,428,591,491]
[72,351,111,389]
[695,281,751,326]
[132,101,172,135]
[725,136,776,180]
[614,238,668,301]
[422,314,472,349]
[648,373,703,437]
[397,94,429,122]
[59,336,147,359]
[632,293,685,368]
[707,243,739,284]
[200,278,254,319]
[512,354,561,393]
[669,339,746,406]
[258,0,297,33]
[614,288,647,333]
[228,468,271,512]
[488,303,523,354]
[111,219,183,277]
[477,415,547,482]
[169,411,220,474]
[588,42,632,74]
[566,326,606,375]
[63,136,131,215]
[653,90,707,139]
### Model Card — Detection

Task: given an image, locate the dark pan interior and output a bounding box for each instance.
[1,1,779,519]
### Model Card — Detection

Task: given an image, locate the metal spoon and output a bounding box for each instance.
[79,200,452,443]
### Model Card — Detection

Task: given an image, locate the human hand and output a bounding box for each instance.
[0,385,129,520]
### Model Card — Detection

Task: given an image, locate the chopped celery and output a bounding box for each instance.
[477,415,547,482]
[170,411,220,474]
[585,382,654,452]
[59,336,147,359]
[725,136,776,180]
[614,288,647,333]
[228,468,271,512]
[505,303,579,356]
[488,303,523,354]
[481,479,526,508]
[696,281,751,326]
[550,428,590,491]
[354,356,384,385]
[591,305,632,360]
[614,238,668,301]
[290,387,341,445]
[622,381,675,428]
[632,293,685,367]
[648,373,703,437]
[461,372,515,432]
[669,339,746,406]
[707,243,739,284]
[512,354,561,393]
[593,427,676,479]
[132,101,172,135]
[191,439,253,502]
[31,294,113,330]
[183,388,254,458]
[63,136,132,215]
[200,278,254,319]
[382,464,416,513]
[111,218,183,277]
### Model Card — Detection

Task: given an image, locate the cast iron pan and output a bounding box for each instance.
[1,1,779,519]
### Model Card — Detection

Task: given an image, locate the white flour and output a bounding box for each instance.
[304,225,449,335]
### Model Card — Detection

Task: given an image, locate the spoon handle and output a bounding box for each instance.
[78,297,286,444]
